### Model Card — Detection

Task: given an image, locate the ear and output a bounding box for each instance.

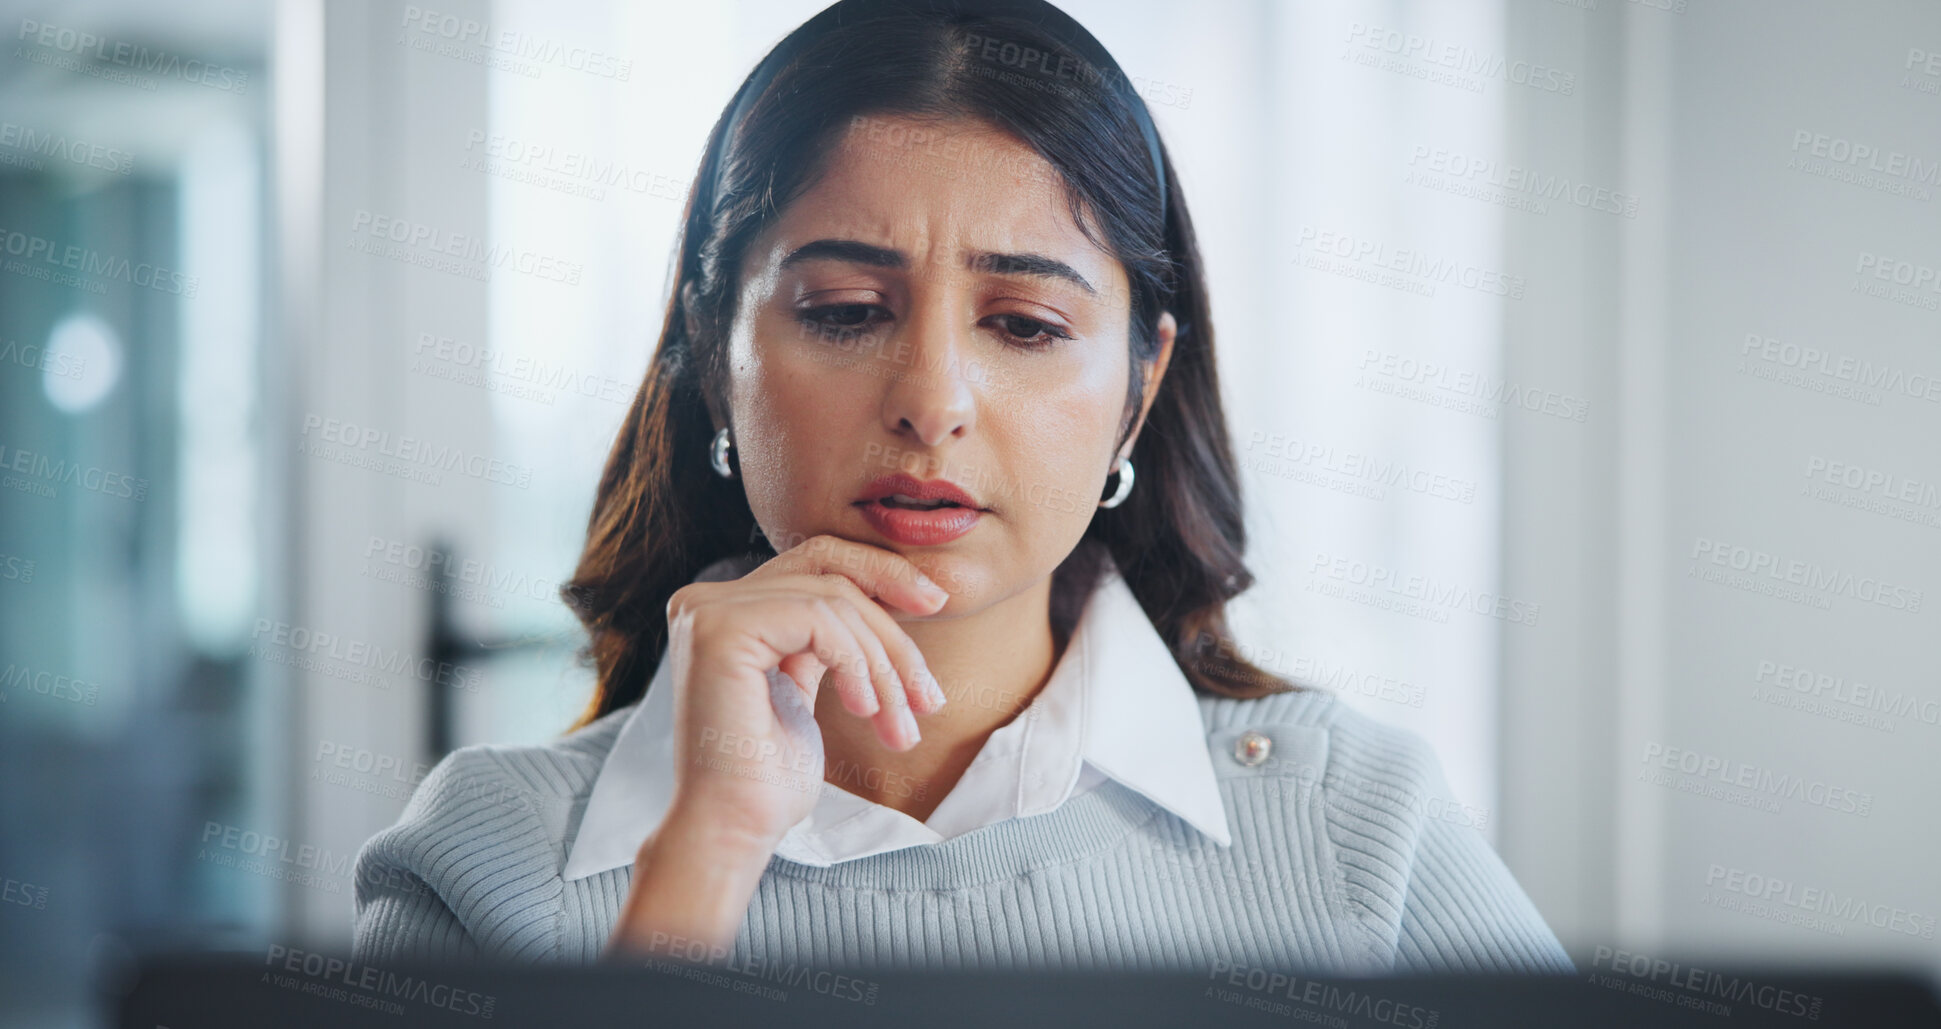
[1121,311,1177,458]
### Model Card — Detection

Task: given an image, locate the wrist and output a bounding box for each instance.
[604,807,779,962]
[657,798,788,862]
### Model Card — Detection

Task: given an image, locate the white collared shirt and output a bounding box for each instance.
[560,550,1232,879]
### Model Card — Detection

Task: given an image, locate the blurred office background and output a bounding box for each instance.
[1,0,1936,1024]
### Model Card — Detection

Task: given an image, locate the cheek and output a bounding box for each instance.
[730,362,852,526]
[729,333,915,537]
[984,385,1120,526]
[988,351,1126,464]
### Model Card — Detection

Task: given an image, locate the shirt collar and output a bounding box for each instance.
[561,551,1230,881]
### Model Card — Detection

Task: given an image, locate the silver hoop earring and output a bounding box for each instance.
[1098,455,1135,509]
[709,427,736,480]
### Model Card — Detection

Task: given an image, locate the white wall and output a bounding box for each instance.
[1499,0,1941,972]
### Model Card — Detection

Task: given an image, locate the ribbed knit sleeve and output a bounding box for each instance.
[1393,808,1574,974]
[351,746,565,965]
[1313,703,1573,975]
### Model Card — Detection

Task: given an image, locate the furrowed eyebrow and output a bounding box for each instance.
[779,238,1098,296]
[968,251,1097,296]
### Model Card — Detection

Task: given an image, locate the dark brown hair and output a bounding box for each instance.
[562,7,1298,729]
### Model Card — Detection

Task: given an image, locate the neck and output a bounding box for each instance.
[812,571,1060,822]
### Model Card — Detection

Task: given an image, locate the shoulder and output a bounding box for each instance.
[1197,686,1570,973]
[351,709,631,961]
[1196,685,1471,849]
[379,706,630,845]
[1197,682,1451,801]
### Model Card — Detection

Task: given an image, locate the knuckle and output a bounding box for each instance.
[826,574,870,604]
[814,571,851,593]
[665,590,703,637]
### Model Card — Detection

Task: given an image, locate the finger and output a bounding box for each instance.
[826,596,920,750]
[766,535,950,615]
[801,597,880,719]
[831,578,945,716]
[726,591,871,717]
[777,652,826,703]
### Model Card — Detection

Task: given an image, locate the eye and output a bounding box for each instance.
[796,303,885,331]
[793,305,1073,350]
[986,313,1074,350]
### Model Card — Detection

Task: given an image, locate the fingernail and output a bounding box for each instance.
[920,670,947,708]
[896,705,920,746]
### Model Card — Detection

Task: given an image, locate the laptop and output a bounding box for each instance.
[115,950,1941,1028]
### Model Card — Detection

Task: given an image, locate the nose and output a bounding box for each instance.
[880,301,977,447]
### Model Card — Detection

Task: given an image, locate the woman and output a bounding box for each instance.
[353,0,1572,975]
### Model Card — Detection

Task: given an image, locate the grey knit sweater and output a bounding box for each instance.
[351,686,1573,974]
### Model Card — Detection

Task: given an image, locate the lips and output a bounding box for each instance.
[853,473,985,546]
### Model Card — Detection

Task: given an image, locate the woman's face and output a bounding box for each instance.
[717,113,1174,617]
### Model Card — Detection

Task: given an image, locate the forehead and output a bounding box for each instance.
[752,114,1120,286]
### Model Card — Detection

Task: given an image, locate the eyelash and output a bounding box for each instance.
[795,304,1074,350]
